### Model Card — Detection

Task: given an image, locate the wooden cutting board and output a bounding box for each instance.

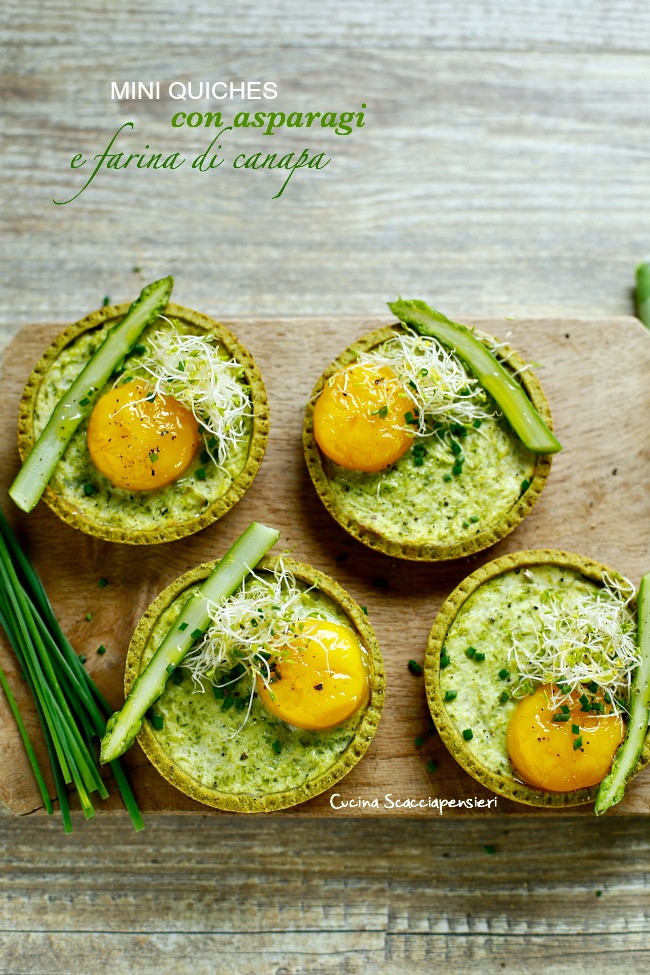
[1,315,649,820]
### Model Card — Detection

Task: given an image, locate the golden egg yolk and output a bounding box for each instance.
[507,684,625,792]
[313,363,414,473]
[87,381,201,491]
[257,618,369,731]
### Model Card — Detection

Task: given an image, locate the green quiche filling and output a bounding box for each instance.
[438,564,636,780]
[32,316,252,533]
[319,330,536,549]
[141,575,367,796]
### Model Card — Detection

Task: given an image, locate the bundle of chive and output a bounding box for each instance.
[0,508,143,831]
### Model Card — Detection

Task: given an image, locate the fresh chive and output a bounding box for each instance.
[0,507,143,831]
[452,463,463,476]
[469,515,479,524]
[462,728,473,741]
[190,629,204,641]
[443,474,452,482]
[462,520,470,529]
[426,759,438,773]
[195,468,207,481]
[440,655,451,668]
[221,695,235,711]
[588,681,599,694]
[79,397,90,407]
[572,724,580,735]
[498,668,509,680]
[178,622,188,631]
[579,694,590,708]
[451,440,462,456]
[414,736,424,748]
[98,578,108,588]
[85,613,93,622]
[96,644,107,656]
[408,660,423,676]
[573,736,583,751]
[272,740,282,754]
[212,685,225,700]
[444,690,457,701]
[521,479,531,493]
[560,704,570,713]
[553,714,570,722]
[132,343,146,355]
[149,713,164,730]
[466,646,477,658]
[149,452,158,464]
[165,663,175,675]
[172,669,184,685]
[474,652,486,663]
[473,419,482,428]
[83,483,96,496]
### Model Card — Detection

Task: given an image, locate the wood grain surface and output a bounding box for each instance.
[2,313,649,821]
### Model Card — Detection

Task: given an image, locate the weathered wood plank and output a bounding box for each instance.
[0,816,648,974]
[3,49,650,354]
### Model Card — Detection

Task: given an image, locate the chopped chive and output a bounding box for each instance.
[212,685,225,700]
[466,646,477,658]
[414,736,424,748]
[190,629,204,641]
[469,515,479,524]
[444,689,457,701]
[178,360,185,372]
[440,654,451,669]
[272,740,282,754]
[83,483,96,496]
[499,691,510,704]
[96,644,107,656]
[408,660,423,676]
[408,379,418,390]
[221,695,235,711]
[553,713,570,722]
[149,452,159,464]
[521,479,531,493]
[484,845,497,855]
[79,397,91,407]
[462,520,470,529]
[572,724,580,735]
[462,728,473,741]
[573,736,583,751]
[559,683,572,694]
[102,296,110,306]
[361,606,368,615]
[195,468,207,481]
[579,694,590,708]
[426,759,438,774]
[452,463,464,476]
[443,474,453,482]
[172,669,184,685]
[149,713,164,730]
[451,440,462,456]
[498,668,509,680]
[474,652,486,662]
[473,418,482,428]
[165,663,175,675]
[561,704,570,714]
[85,613,93,623]
[588,681,599,694]
[78,654,86,664]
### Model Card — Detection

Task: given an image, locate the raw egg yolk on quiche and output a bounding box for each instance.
[507,683,625,792]
[257,618,369,731]
[313,363,414,473]
[87,381,201,491]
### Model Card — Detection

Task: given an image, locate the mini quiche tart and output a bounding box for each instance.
[125,555,385,812]
[303,324,554,561]
[17,302,269,544]
[425,550,650,808]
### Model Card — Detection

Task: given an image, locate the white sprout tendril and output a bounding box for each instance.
[508,572,639,716]
[125,319,252,469]
[182,558,332,740]
[354,331,496,436]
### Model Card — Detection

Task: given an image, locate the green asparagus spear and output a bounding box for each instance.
[595,572,650,814]
[10,276,174,513]
[388,298,562,454]
[100,522,280,764]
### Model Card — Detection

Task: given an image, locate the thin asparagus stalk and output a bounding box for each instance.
[388,298,562,454]
[10,276,174,513]
[595,573,650,814]
[635,260,650,328]
[100,522,280,764]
